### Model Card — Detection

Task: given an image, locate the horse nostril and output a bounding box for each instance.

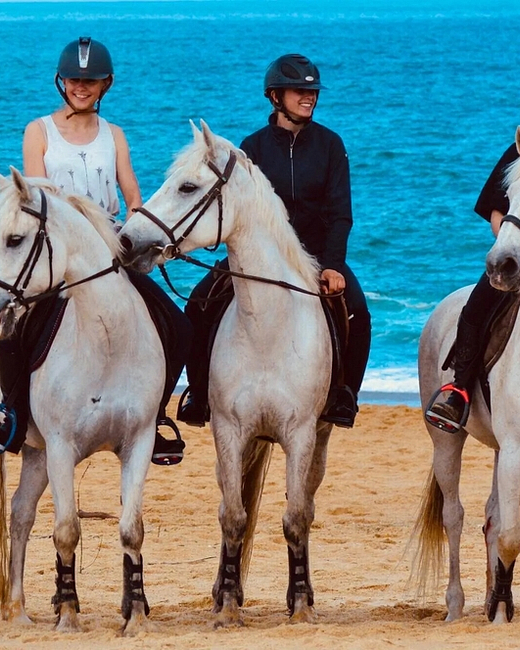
[119,235,133,254]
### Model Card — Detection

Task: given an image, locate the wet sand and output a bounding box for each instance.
[0,398,511,649]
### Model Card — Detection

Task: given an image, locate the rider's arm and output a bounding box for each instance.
[110,124,142,219]
[491,210,505,237]
[23,120,47,177]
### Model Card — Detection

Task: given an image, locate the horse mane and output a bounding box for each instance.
[169,134,321,290]
[240,155,321,289]
[504,155,520,192]
[31,179,122,259]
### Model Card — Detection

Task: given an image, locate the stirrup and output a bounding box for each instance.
[152,417,185,466]
[0,403,17,454]
[425,383,470,433]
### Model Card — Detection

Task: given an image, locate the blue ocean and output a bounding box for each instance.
[1,0,519,404]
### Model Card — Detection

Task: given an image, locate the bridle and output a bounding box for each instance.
[0,188,119,311]
[130,152,342,301]
[133,150,237,258]
[501,214,520,231]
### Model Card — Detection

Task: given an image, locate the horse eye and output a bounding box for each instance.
[6,235,24,248]
[179,182,198,194]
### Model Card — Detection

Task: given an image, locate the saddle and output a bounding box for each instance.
[442,292,520,411]
[0,294,69,453]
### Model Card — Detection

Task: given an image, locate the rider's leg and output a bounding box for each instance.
[321,264,371,428]
[426,272,505,432]
[126,269,193,465]
[177,261,230,426]
[0,336,29,454]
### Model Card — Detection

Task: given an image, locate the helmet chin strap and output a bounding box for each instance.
[270,90,317,126]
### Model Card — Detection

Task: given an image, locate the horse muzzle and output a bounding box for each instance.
[118,234,165,274]
[486,253,520,292]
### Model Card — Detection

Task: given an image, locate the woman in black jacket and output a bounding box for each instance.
[178,53,371,429]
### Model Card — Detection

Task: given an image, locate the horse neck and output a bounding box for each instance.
[226,221,315,327]
[57,213,132,331]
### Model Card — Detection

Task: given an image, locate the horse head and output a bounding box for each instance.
[486,127,520,292]
[120,120,247,273]
[0,169,67,339]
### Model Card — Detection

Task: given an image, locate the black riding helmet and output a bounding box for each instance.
[264,54,326,125]
[55,37,114,116]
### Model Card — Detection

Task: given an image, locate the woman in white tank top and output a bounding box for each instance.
[22,39,140,219]
[16,37,192,468]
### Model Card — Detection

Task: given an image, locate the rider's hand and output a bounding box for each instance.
[320,269,345,294]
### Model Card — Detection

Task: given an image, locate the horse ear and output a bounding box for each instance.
[200,120,217,160]
[516,126,520,154]
[0,174,9,191]
[9,166,31,203]
[190,119,205,147]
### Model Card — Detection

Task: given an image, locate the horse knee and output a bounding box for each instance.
[53,516,80,559]
[120,517,145,553]
[283,511,312,548]
[218,505,247,545]
[498,525,520,566]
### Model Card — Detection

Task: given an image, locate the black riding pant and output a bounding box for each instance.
[461,272,506,327]
[184,259,371,398]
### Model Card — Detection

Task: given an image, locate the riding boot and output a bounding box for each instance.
[176,284,213,427]
[177,266,232,427]
[426,312,482,433]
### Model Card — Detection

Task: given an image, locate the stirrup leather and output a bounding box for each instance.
[425,383,470,433]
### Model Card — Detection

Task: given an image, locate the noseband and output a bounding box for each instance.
[133,150,237,257]
[501,214,520,231]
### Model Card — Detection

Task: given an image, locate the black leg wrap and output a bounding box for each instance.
[214,543,243,608]
[487,558,515,622]
[51,553,80,614]
[286,546,313,614]
[121,553,150,621]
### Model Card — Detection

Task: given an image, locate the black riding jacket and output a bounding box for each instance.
[240,114,353,272]
[474,143,519,220]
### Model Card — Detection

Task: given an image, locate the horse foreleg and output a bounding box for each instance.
[484,451,500,615]
[487,444,520,623]
[212,424,247,628]
[429,427,466,621]
[119,437,154,636]
[8,445,48,625]
[46,444,81,632]
[283,425,318,624]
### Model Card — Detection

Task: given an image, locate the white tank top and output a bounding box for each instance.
[41,115,120,216]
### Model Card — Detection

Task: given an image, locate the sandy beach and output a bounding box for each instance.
[0,397,512,649]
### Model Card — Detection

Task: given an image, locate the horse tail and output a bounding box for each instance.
[240,438,273,584]
[411,465,445,598]
[0,455,9,614]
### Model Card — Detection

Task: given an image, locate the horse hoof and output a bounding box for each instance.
[213,614,244,629]
[55,616,81,633]
[289,606,317,624]
[7,601,33,626]
[123,613,157,636]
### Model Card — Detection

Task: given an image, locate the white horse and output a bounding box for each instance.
[414,128,520,624]
[0,170,165,634]
[119,121,333,626]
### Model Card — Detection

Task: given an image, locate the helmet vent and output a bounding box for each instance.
[78,37,92,69]
[280,63,300,80]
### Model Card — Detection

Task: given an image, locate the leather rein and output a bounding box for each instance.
[0,188,119,310]
[133,151,341,301]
